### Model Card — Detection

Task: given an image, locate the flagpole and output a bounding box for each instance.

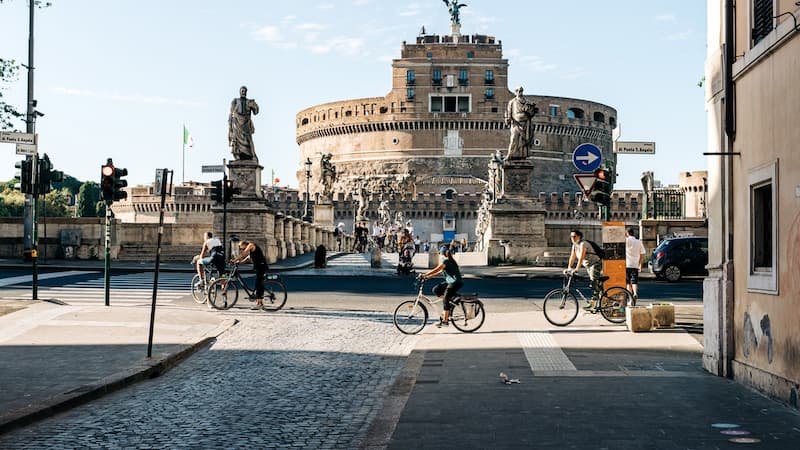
[182,124,185,185]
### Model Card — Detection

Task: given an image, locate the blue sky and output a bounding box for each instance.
[0,0,707,190]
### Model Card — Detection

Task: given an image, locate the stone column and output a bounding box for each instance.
[274,215,286,261]
[284,219,295,258]
[293,219,303,255]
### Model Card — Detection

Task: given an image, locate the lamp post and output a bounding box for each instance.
[302,157,312,222]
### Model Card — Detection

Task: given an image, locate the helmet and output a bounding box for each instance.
[439,245,450,255]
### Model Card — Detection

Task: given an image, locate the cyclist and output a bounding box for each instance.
[421,244,463,327]
[195,231,224,286]
[565,229,602,310]
[231,240,269,310]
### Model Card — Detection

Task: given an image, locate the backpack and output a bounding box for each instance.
[334,228,341,237]
[584,240,605,260]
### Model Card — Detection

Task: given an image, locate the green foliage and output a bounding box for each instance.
[0,57,23,131]
[54,174,81,195]
[0,186,24,217]
[40,188,69,217]
[77,182,100,217]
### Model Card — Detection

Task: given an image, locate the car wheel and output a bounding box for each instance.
[664,265,681,282]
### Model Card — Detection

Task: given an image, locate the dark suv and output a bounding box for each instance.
[650,236,708,282]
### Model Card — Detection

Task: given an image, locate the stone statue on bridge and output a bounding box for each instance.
[228,86,260,162]
[504,86,537,161]
[320,153,337,201]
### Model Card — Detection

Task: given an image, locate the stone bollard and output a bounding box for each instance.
[649,303,676,328]
[314,245,327,268]
[370,247,382,268]
[626,306,654,332]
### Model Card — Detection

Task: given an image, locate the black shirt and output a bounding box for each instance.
[249,244,268,268]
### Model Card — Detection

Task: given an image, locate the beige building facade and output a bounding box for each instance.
[704,0,800,408]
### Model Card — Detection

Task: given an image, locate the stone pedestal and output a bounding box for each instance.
[485,160,547,263]
[314,203,335,230]
[213,160,274,260]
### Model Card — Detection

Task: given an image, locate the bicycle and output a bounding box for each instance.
[542,271,634,327]
[206,262,287,311]
[393,276,485,334]
[191,264,222,305]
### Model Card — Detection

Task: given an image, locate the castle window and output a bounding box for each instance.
[593,112,605,122]
[484,88,494,100]
[485,70,494,84]
[301,118,309,125]
[549,105,559,117]
[432,69,442,85]
[445,189,456,201]
[609,116,617,127]
[345,111,352,117]
[431,96,443,112]
[427,52,433,59]
[566,108,584,119]
[406,70,416,85]
[467,51,474,59]
[458,69,468,85]
[430,95,470,113]
[407,87,415,100]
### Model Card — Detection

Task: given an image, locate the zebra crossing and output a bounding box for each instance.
[5,272,194,306]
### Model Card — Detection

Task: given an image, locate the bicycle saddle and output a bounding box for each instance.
[598,275,610,282]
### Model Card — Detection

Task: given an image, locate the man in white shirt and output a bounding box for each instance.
[625,227,647,302]
[196,231,223,284]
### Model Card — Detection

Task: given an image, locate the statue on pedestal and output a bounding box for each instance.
[378,200,391,227]
[504,86,537,161]
[229,86,260,162]
[320,153,337,202]
[443,0,467,25]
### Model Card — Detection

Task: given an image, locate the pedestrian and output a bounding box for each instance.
[230,240,268,310]
[414,234,421,253]
[564,229,603,310]
[421,244,463,327]
[334,222,344,251]
[625,227,646,302]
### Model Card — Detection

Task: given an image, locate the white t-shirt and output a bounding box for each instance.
[625,235,646,268]
[573,240,600,267]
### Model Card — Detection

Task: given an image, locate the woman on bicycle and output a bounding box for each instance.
[421,244,463,327]
[231,240,269,310]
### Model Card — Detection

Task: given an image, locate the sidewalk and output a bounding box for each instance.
[365,311,800,449]
[0,299,235,434]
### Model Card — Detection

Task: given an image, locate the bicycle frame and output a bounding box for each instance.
[563,272,600,303]
[220,263,281,299]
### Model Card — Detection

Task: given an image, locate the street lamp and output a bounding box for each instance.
[302,157,312,222]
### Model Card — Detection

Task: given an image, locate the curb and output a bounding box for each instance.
[0,318,238,435]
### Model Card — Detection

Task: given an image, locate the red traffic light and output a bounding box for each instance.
[594,168,607,180]
[102,165,114,177]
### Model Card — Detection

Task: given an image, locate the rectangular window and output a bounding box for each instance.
[485,70,494,83]
[407,87,415,100]
[430,96,443,112]
[406,70,415,84]
[485,88,494,99]
[445,96,457,112]
[457,96,469,112]
[752,0,774,46]
[432,69,442,84]
[459,69,468,85]
[549,105,559,117]
[747,160,779,294]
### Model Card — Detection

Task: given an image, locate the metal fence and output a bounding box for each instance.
[651,189,684,219]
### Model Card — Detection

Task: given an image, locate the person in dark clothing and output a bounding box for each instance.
[231,240,269,310]
[422,244,463,327]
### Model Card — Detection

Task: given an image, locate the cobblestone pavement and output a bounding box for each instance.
[0,309,418,449]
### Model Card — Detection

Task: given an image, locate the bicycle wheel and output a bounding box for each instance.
[542,288,579,326]
[393,300,428,335]
[599,287,632,324]
[450,301,485,333]
[191,274,206,304]
[261,278,288,311]
[208,277,239,310]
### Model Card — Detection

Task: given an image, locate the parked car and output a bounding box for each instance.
[650,236,708,282]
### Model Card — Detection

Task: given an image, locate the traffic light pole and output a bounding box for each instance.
[222,172,228,260]
[103,202,111,306]
[147,169,171,358]
[23,0,36,263]
[31,154,39,300]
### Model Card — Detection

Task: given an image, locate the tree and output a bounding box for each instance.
[54,174,82,195]
[0,186,24,217]
[77,181,100,217]
[40,188,68,217]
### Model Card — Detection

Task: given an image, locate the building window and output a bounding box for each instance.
[426,52,433,59]
[407,87,415,100]
[593,112,605,122]
[458,69,468,85]
[549,105,559,117]
[432,69,442,85]
[566,108,584,119]
[431,96,443,112]
[485,70,494,84]
[429,95,470,113]
[467,51,474,59]
[406,70,415,85]
[484,88,494,99]
[752,0,774,46]
[747,160,779,294]
[445,189,456,201]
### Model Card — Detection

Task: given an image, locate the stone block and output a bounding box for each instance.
[649,303,675,328]
[626,306,654,332]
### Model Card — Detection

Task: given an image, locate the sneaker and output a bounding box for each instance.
[436,320,449,328]
[582,302,595,311]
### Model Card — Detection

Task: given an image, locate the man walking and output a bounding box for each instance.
[625,227,646,303]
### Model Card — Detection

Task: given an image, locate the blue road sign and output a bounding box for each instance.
[572,143,603,172]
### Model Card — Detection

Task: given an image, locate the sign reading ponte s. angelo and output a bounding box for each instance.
[614,141,656,154]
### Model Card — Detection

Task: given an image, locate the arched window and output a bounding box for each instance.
[444,189,456,201]
[609,117,617,128]
[301,118,309,125]
[566,108,585,119]
[593,112,605,122]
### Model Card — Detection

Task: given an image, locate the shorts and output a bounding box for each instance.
[626,268,639,284]
[200,256,214,266]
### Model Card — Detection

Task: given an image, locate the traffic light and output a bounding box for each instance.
[14,159,33,194]
[210,179,223,203]
[101,160,115,202]
[590,168,612,207]
[224,179,240,203]
[37,153,64,195]
[113,166,128,201]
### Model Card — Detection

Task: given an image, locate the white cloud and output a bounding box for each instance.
[666,29,693,41]
[517,55,558,72]
[656,14,677,22]
[295,22,327,31]
[318,3,334,10]
[353,0,370,5]
[399,8,420,17]
[309,36,366,56]
[252,25,283,42]
[54,87,204,107]
[53,87,96,97]
[562,67,587,80]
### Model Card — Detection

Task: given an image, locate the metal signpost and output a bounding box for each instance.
[148,168,173,358]
[572,143,603,172]
[573,174,598,197]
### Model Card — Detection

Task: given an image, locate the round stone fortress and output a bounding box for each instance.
[296,30,618,199]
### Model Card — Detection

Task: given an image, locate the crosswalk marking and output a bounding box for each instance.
[0,270,97,287]
[518,332,577,372]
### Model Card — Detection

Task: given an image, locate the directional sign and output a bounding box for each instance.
[574,174,597,197]
[615,141,655,154]
[16,143,37,156]
[0,131,35,145]
[201,165,225,173]
[572,143,602,172]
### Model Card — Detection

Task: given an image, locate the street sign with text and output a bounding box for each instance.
[572,143,603,172]
[201,164,225,173]
[614,141,655,154]
[16,143,37,156]
[0,131,35,145]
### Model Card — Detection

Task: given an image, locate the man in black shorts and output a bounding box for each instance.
[625,228,646,302]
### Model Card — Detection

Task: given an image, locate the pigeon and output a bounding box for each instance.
[499,372,520,384]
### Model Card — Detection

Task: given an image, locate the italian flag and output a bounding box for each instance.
[183,125,194,151]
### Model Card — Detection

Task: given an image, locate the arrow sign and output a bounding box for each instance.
[574,174,597,197]
[572,143,603,172]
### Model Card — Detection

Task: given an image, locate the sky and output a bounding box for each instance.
[0,0,707,190]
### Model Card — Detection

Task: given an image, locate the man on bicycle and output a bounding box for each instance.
[421,244,463,327]
[565,229,602,310]
[230,240,269,310]
[195,231,224,286]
